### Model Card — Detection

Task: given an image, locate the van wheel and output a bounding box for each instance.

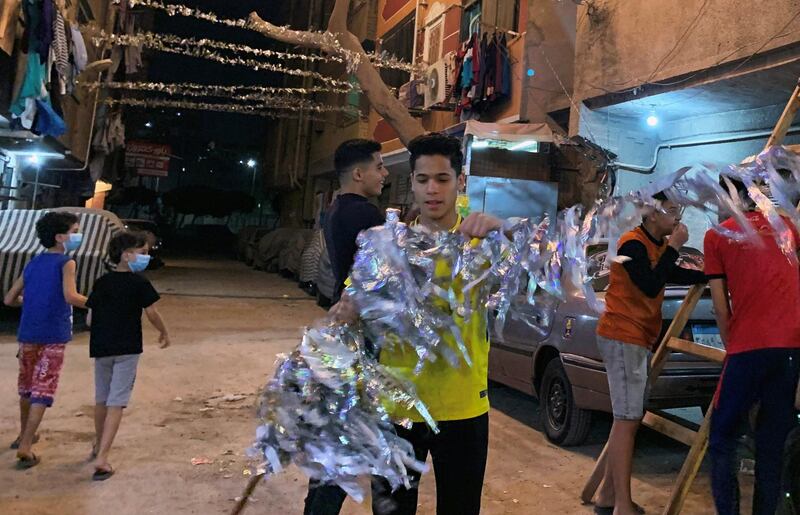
[540,358,592,447]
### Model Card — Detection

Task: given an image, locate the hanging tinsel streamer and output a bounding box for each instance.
[119,0,420,75]
[93,29,419,75]
[103,97,333,121]
[84,80,353,97]
[251,146,800,501]
[88,81,359,112]
[93,32,354,88]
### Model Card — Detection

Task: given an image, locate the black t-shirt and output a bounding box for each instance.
[323,193,385,301]
[86,272,161,358]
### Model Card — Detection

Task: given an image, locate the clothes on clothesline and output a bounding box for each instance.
[451,31,511,120]
[9,0,94,137]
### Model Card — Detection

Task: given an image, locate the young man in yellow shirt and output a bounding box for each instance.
[334,133,503,515]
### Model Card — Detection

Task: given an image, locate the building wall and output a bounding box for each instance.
[520,0,575,123]
[569,0,800,249]
[572,0,800,103]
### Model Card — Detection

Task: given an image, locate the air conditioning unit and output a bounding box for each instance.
[423,52,456,110]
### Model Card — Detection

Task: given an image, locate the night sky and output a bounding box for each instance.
[123,1,295,192]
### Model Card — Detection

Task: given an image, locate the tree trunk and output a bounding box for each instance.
[248,0,425,146]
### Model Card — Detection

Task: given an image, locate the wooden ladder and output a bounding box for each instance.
[580,78,800,514]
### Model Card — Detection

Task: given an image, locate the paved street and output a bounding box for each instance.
[0,257,728,514]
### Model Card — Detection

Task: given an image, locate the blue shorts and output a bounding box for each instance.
[94,354,140,407]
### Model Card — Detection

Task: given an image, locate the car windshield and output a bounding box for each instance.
[587,243,705,292]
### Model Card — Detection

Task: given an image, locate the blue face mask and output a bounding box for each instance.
[65,233,83,252]
[128,253,151,273]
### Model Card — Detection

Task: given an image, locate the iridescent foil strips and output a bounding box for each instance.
[252,146,800,499]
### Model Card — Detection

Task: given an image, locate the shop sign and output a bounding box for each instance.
[125,141,171,177]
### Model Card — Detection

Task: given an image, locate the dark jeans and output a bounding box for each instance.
[304,413,489,515]
[371,413,489,515]
[709,348,800,515]
[304,480,347,515]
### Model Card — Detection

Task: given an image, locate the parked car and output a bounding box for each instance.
[122,219,164,270]
[488,243,721,446]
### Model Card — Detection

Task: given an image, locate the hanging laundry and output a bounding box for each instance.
[35,0,54,62]
[51,8,68,94]
[32,97,66,137]
[10,52,47,127]
[69,24,87,73]
[124,16,143,74]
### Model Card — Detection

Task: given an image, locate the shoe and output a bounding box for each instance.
[92,466,114,481]
[15,453,40,470]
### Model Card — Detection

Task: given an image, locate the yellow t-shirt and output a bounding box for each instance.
[378,216,490,422]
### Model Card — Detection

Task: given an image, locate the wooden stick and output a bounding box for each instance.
[231,473,265,515]
[766,79,800,148]
[662,405,713,515]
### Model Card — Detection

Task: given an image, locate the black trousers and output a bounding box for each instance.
[372,413,489,515]
[709,348,800,515]
[304,413,490,515]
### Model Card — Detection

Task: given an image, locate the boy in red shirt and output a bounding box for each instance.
[704,178,800,515]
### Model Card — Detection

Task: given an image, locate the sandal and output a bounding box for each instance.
[15,453,41,470]
[92,466,115,481]
[10,434,40,450]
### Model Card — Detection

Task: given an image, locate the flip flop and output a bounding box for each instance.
[10,434,40,450]
[15,453,40,470]
[594,503,646,514]
[92,467,114,481]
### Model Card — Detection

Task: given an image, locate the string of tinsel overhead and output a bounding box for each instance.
[104,97,331,121]
[93,29,418,74]
[94,33,355,88]
[118,0,419,73]
[83,80,354,97]
[98,83,357,112]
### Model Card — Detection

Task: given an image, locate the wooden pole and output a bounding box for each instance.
[766,79,800,148]
[661,403,713,515]
[230,473,265,515]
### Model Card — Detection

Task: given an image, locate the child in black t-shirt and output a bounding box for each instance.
[85,231,170,481]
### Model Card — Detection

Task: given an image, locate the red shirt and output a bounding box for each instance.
[703,212,800,354]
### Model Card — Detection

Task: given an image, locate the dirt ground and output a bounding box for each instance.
[0,257,725,514]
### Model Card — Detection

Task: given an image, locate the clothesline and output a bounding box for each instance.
[476,21,523,40]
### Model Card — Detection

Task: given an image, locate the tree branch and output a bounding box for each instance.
[249,1,425,147]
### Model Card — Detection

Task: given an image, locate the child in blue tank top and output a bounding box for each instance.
[3,212,87,469]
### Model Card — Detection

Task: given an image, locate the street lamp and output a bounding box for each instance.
[246,159,257,195]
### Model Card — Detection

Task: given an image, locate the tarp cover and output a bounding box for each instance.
[0,209,123,296]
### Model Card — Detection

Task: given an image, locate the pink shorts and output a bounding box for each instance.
[18,343,67,407]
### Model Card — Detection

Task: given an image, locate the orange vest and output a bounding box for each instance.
[597,227,668,349]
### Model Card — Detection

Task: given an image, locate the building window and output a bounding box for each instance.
[461,0,519,41]
[378,13,415,91]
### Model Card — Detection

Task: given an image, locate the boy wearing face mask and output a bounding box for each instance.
[4,212,88,469]
[85,231,170,481]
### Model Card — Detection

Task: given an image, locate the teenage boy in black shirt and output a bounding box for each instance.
[306,139,388,514]
[323,139,389,304]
